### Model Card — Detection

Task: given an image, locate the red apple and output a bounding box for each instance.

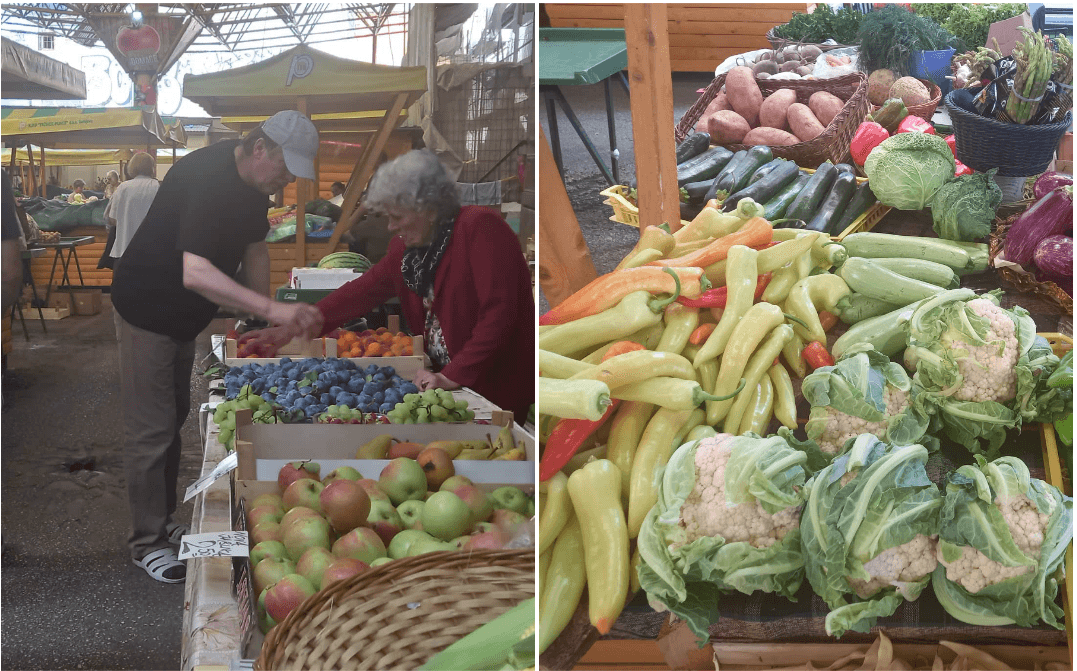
[278,461,321,493]
[366,499,404,546]
[463,530,507,552]
[491,508,527,538]
[322,466,363,486]
[250,520,282,545]
[439,475,474,492]
[320,558,370,590]
[295,546,336,590]
[357,479,390,503]
[283,478,325,513]
[320,479,371,533]
[249,540,288,567]
[378,458,427,506]
[279,506,321,535]
[264,574,317,623]
[416,447,455,490]
[448,485,494,525]
[254,556,296,594]
[247,505,283,530]
[251,493,285,512]
[331,526,387,564]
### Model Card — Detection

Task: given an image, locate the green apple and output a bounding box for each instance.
[370,557,393,567]
[406,536,456,556]
[322,466,363,486]
[397,499,426,529]
[439,475,474,492]
[388,529,434,559]
[421,491,473,541]
[489,486,530,515]
[378,458,428,505]
[249,540,288,567]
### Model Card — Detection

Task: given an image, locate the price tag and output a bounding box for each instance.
[178,531,249,559]
[183,452,238,502]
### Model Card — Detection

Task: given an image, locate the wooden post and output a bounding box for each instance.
[538,127,597,308]
[328,92,409,249]
[295,97,309,271]
[39,146,46,198]
[26,146,36,197]
[624,4,680,232]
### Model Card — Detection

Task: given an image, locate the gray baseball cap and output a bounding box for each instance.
[261,110,319,181]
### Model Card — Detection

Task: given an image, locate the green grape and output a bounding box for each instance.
[213,406,229,424]
[404,417,417,424]
[416,408,430,423]
[430,405,449,421]
[454,399,469,411]
[420,389,439,405]
[463,409,476,421]
[403,393,420,404]
[219,416,236,432]
[436,389,454,405]
[219,428,233,444]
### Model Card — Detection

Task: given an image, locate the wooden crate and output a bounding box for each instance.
[544,3,802,73]
[39,307,70,320]
[225,335,425,379]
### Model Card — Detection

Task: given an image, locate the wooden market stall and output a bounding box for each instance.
[183,44,427,286]
[1,106,186,290]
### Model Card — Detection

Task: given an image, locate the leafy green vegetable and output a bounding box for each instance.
[863,132,955,210]
[801,435,942,638]
[857,5,964,75]
[931,456,1072,629]
[802,343,935,455]
[910,4,1027,56]
[773,4,864,45]
[930,168,1003,242]
[636,433,813,645]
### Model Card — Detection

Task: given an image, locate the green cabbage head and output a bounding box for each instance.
[931,168,1003,242]
[864,132,955,210]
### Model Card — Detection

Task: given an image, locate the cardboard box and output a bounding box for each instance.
[47,292,72,310]
[71,288,102,316]
[289,267,362,290]
[986,12,1033,56]
[232,408,535,484]
[39,307,70,320]
[224,336,425,379]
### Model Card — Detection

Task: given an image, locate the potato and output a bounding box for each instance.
[781,45,801,62]
[757,50,776,62]
[742,127,800,146]
[707,110,751,144]
[756,73,771,80]
[796,65,815,77]
[787,103,826,142]
[759,88,797,131]
[752,60,778,76]
[779,60,802,73]
[808,91,845,126]
[724,66,763,127]
[799,45,823,62]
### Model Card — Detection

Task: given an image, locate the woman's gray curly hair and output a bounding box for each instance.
[364,149,459,221]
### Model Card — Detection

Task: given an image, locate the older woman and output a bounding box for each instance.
[103,170,120,199]
[247,149,534,422]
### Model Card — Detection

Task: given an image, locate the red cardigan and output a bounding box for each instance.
[315,206,535,422]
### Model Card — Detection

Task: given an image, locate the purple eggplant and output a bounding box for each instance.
[1033,234,1073,278]
[1032,171,1073,200]
[1004,185,1073,266]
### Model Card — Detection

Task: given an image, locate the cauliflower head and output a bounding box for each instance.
[679,436,801,548]
[847,534,938,599]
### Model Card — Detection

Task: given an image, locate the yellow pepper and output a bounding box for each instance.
[627,407,695,538]
[567,459,629,635]
[538,471,570,555]
[539,514,586,653]
[606,401,656,499]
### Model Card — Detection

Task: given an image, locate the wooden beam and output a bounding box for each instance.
[625,4,680,231]
[327,91,409,250]
[538,127,597,308]
[39,146,46,198]
[295,97,309,272]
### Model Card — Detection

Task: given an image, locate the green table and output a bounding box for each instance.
[539,28,631,186]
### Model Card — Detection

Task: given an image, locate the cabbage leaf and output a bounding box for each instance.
[930,168,1003,241]
[863,132,955,210]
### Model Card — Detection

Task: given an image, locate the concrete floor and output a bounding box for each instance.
[538,71,716,312]
[2,297,228,670]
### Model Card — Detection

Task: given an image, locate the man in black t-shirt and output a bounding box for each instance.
[111,111,322,583]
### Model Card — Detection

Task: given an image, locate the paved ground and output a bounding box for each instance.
[2,298,231,670]
[538,71,716,312]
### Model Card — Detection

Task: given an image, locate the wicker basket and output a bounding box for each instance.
[868,78,942,121]
[988,211,1073,316]
[946,89,1074,177]
[676,72,869,169]
[255,549,535,671]
[765,26,854,53]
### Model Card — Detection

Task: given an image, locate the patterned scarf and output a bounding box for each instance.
[400,212,456,297]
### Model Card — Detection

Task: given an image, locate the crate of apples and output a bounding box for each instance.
[246,459,534,633]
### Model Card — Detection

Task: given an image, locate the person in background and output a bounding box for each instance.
[102,152,159,338]
[66,179,86,204]
[103,170,121,199]
[2,169,23,316]
[110,111,324,584]
[243,149,535,422]
[329,181,346,207]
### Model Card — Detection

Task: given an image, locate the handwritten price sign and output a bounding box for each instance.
[178,532,249,559]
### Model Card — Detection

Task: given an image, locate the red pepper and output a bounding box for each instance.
[802,341,835,370]
[676,272,772,308]
[896,115,935,135]
[850,121,890,166]
[818,310,839,333]
[539,401,621,481]
[944,134,957,159]
[954,160,974,177]
[689,323,717,346]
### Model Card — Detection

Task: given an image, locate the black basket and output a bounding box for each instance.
[945,88,1073,177]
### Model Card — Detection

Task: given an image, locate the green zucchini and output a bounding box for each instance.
[713,145,772,197]
[676,133,712,164]
[832,302,918,360]
[785,161,837,222]
[836,292,903,324]
[721,160,801,213]
[805,171,857,233]
[833,163,856,175]
[840,232,976,272]
[836,256,945,305]
[706,150,745,201]
[748,158,789,185]
[867,257,959,289]
[681,200,704,222]
[869,98,909,134]
[682,179,713,204]
[762,172,811,221]
[677,146,734,186]
[830,181,877,234]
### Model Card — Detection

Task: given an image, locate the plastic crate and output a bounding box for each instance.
[599,185,691,229]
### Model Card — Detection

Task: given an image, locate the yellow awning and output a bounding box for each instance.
[1,106,182,149]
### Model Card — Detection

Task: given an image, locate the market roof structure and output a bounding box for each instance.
[1,35,87,100]
[182,43,426,117]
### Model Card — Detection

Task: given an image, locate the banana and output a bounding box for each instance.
[492,448,527,461]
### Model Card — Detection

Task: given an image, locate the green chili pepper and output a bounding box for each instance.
[656,303,700,354]
[606,401,657,499]
[768,362,798,430]
[721,324,794,433]
[541,291,666,356]
[693,245,759,367]
[612,376,745,411]
[783,273,851,345]
[568,350,696,389]
[709,301,785,424]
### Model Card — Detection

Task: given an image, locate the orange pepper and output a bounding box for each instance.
[539,266,706,326]
[646,217,773,269]
[601,341,646,361]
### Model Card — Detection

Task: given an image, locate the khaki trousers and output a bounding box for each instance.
[117,316,195,561]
